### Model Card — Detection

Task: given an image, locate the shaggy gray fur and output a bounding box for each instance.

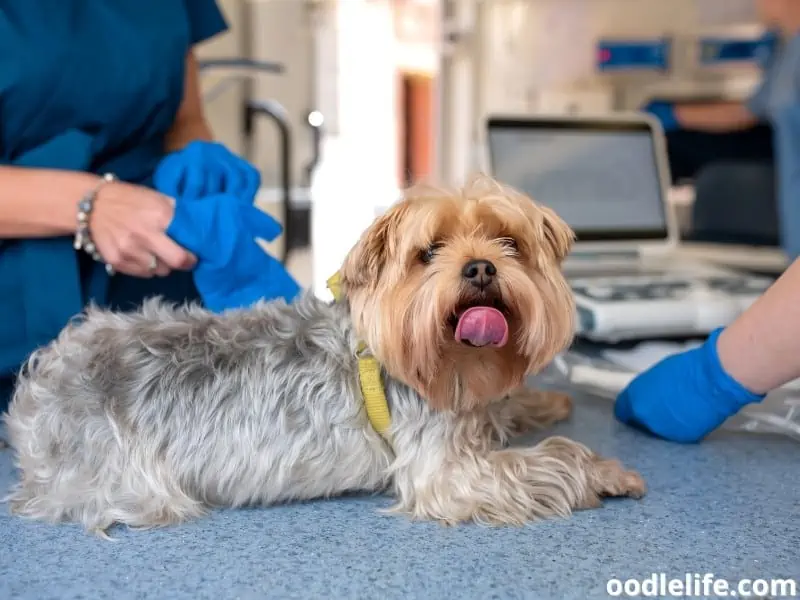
[4,295,406,534]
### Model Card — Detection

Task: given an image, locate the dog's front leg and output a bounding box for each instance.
[390,435,645,526]
[495,386,573,436]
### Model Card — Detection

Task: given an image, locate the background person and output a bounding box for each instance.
[644,0,800,248]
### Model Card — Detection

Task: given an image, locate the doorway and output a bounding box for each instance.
[398,71,435,187]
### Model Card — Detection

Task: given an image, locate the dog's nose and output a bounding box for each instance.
[462,259,497,289]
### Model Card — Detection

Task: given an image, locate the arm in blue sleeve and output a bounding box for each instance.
[774,106,800,261]
[183,0,229,45]
[745,30,783,119]
[745,79,769,119]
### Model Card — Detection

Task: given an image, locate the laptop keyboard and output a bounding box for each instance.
[570,274,774,304]
[704,276,774,295]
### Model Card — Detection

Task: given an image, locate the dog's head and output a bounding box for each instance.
[339,174,576,412]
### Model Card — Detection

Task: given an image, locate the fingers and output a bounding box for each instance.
[153,260,171,278]
[245,205,283,242]
[106,234,194,278]
[113,256,171,278]
[95,232,172,278]
[144,232,198,271]
[90,183,197,277]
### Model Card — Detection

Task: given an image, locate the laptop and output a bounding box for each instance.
[484,112,785,276]
[484,113,776,341]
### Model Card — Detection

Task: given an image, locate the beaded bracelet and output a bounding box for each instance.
[73,173,117,276]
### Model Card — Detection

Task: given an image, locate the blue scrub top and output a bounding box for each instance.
[747,31,800,119]
[0,1,228,386]
[746,31,800,261]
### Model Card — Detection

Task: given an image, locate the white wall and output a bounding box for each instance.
[310,0,402,297]
[477,0,762,116]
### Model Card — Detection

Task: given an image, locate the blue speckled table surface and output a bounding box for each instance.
[0,388,797,600]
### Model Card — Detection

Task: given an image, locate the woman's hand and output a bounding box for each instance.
[613,328,765,443]
[89,181,196,278]
[154,140,261,203]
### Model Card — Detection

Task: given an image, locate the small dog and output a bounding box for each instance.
[4,175,645,537]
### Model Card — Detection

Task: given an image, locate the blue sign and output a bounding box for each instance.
[596,39,671,72]
[698,32,779,67]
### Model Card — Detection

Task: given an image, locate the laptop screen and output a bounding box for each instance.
[486,117,669,241]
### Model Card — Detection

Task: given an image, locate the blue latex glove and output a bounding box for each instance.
[154,140,261,202]
[643,100,679,133]
[165,194,301,313]
[614,328,765,443]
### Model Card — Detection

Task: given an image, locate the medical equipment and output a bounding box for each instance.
[437,0,772,185]
[597,27,771,111]
[570,272,773,342]
[550,347,800,442]
[485,112,777,342]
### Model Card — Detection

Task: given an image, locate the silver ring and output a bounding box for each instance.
[148,255,158,272]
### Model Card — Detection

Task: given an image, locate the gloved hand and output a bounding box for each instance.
[643,100,679,133]
[613,328,765,443]
[154,140,260,202]
[165,194,301,313]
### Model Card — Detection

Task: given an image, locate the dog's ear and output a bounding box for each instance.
[494,180,574,265]
[538,205,575,263]
[340,201,410,292]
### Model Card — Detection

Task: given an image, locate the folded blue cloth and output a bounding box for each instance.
[165,194,300,313]
[614,328,765,443]
[154,140,261,202]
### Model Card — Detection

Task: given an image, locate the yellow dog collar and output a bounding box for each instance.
[326,272,392,441]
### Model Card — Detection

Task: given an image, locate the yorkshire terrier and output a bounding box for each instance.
[4,174,645,537]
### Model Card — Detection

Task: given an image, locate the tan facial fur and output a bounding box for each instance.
[339,174,577,412]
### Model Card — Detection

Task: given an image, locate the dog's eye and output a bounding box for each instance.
[420,242,443,264]
[499,237,519,253]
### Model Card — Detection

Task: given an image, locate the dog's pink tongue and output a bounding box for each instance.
[454,307,509,348]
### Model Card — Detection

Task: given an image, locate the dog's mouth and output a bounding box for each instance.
[448,297,510,348]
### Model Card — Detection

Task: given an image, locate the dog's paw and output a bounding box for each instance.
[506,388,573,434]
[590,457,647,500]
[537,391,573,424]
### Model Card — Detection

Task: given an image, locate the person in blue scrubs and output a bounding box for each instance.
[644,0,800,247]
[0,1,296,411]
[618,0,800,442]
[645,0,796,180]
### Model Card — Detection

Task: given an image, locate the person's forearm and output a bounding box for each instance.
[674,102,759,133]
[163,115,213,153]
[717,258,800,394]
[164,51,214,153]
[0,166,99,238]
